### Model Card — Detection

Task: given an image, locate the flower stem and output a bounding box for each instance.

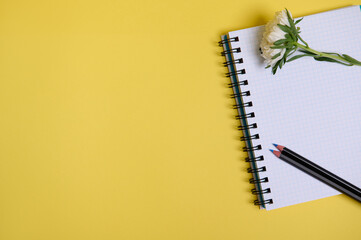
[295,43,346,62]
[294,42,357,66]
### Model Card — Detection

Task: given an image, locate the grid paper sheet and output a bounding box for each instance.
[228,6,361,210]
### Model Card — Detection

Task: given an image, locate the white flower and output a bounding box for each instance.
[260,10,291,67]
[260,9,361,74]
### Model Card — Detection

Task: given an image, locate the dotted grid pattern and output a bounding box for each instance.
[228,6,361,210]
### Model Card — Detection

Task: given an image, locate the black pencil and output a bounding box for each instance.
[270,144,361,203]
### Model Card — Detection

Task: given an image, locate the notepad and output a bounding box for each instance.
[220,5,361,210]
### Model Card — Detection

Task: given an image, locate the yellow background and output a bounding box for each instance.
[0,0,360,239]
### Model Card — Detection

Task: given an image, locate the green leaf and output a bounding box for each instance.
[273,39,288,45]
[277,24,292,34]
[314,56,353,66]
[265,65,271,69]
[270,45,287,49]
[286,47,297,57]
[297,35,309,47]
[289,30,297,42]
[287,54,315,62]
[314,56,339,62]
[286,9,297,34]
[284,33,292,41]
[295,18,303,25]
[283,48,292,62]
[271,52,281,59]
[283,11,299,42]
[280,55,286,69]
[342,54,361,66]
[323,52,342,58]
[284,32,296,42]
[272,67,277,75]
[272,61,281,75]
[298,49,317,55]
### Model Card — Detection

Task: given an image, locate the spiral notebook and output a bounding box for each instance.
[220,5,361,210]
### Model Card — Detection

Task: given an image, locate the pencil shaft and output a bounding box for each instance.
[281,148,361,203]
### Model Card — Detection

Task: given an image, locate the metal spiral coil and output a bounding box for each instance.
[243,144,262,152]
[249,177,269,184]
[252,188,271,195]
[254,199,273,206]
[240,134,259,141]
[221,47,241,56]
[247,166,266,173]
[228,80,248,88]
[238,123,257,131]
[226,69,246,77]
[223,58,243,66]
[220,35,273,207]
[231,91,250,98]
[218,36,239,46]
[245,155,264,162]
[236,112,255,120]
[233,101,252,109]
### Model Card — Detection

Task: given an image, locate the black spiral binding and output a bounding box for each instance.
[219,35,273,208]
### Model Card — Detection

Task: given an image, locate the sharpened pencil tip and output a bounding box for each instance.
[270,149,281,157]
[274,144,285,151]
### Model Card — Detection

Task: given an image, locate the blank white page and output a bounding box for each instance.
[228,6,361,210]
